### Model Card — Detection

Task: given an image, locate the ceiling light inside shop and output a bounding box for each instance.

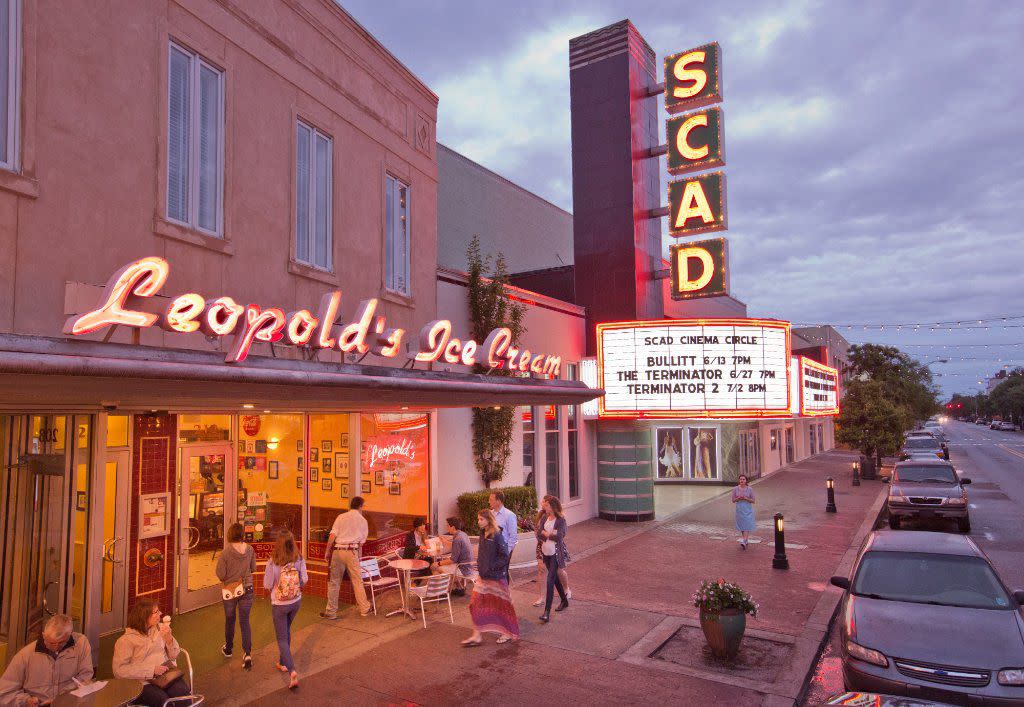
[242,404,255,409]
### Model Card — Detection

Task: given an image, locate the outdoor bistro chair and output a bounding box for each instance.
[359,556,401,615]
[128,648,203,707]
[408,573,454,628]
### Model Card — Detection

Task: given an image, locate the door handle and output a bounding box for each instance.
[186,525,200,550]
[105,537,124,564]
[42,580,59,616]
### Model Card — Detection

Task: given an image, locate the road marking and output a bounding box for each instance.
[997,444,1024,461]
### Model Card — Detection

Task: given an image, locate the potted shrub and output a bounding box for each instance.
[692,578,758,659]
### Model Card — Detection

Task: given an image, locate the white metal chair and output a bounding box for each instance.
[408,573,454,628]
[158,648,204,707]
[359,556,401,615]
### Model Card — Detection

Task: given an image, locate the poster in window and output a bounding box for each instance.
[322,440,333,453]
[655,427,686,480]
[374,470,385,486]
[310,448,319,462]
[688,427,719,480]
[341,433,349,448]
[310,467,319,482]
[139,492,171,539]
[322,457,332,477]
[334,452,349,479]
[268,461,279,479]
[322,477,333,491]
[361,480,371,494]
[388,482,401,496]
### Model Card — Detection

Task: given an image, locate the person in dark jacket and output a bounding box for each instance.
[537,496,569,622]
[401,517,432,577]
[216,522,256,669]
[461,509,520,646]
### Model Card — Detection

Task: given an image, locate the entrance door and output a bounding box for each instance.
[0,415,73,668]
[94,448,130,636]
[177,444,232,612]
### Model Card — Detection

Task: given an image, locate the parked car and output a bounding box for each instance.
[975,418,988,425]
[923,424,947,444]
[831,531,1024,705]
[886,460,971,532]
[992,421,1018,432]
[899,436,949,461]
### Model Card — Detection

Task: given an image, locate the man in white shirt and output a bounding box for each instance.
[489,491,518,580]
[319,496,372,618]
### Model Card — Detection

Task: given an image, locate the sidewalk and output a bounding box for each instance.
[200,450,885,705]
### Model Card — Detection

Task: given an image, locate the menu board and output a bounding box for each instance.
[800,357,840,416]
[597,319,791,418]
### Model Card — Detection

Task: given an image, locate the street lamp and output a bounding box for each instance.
[851,461,861,487]
[826,477,837,513]
[772,513,789,570]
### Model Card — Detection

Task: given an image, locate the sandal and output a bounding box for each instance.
[496,635,517,644]
[460,637,482,647]
[275,663,288,673]
[288,671,299,690]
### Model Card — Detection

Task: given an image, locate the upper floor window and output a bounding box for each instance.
[167,42,223,236]
[385,175,410,295]
[0,0,19,170]
[295,120,332,270]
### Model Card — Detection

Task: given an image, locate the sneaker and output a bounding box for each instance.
[318,612,339,620]
[242,654,252,671]
[532,598,544,607]
[221,644,232,658]
[566,590,572,600]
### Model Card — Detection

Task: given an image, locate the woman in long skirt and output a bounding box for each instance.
[732,474,756,548]
[462,509,520,646]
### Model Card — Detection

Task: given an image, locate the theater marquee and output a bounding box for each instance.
[597,319,792,419]
[799,356,840,416]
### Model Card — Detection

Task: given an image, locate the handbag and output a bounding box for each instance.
[149,665,184,690]
[221,580,244,601]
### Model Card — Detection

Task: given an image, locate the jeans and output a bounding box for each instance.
[223,588,253,654]
[272,600,301,672]
[137,677,189,707]
[543,554,567,613]
[325,549,370,616]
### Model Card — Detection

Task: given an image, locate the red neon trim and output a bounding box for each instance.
[798,356,840,417]
[595,318,793,419]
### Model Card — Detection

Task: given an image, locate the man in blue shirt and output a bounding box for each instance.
[489,491,517,580]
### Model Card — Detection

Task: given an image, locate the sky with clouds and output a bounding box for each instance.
[341,0,1024,397]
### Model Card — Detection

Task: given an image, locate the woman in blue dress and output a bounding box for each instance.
[732,474,756,549]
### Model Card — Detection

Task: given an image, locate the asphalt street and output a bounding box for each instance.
[802,420,1024,703]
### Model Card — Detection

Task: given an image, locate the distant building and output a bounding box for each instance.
[987,369,1009,393]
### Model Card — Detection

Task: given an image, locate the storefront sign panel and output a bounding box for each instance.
[597,319,791,418]
[799,356,840,416]
[664,42,722,115]
[669,238,728,300]
[668,172,727,237]
[666,107,724,176]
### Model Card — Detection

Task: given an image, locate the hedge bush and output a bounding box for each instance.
[456,485,538,534]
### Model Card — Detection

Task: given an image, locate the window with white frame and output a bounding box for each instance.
[295,120,332,270]
[167,42,223,236]
[385,175,410,295]
[0,0,19,170]
[565,364,580,500]
[545,407,561,498]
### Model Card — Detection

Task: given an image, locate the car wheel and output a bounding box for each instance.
[888,516,901,530]
[958,517,971,533]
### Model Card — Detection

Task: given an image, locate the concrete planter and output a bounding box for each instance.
[700,608,746,659]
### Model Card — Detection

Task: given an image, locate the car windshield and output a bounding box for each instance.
[853,552,1011,609]
[894,465,957,483]
[904,438,940,449]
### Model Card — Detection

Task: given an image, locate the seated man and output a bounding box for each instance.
[436,517,474,596]
[0,614,93,706]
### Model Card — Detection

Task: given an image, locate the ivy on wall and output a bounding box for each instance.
[467,236,526,488]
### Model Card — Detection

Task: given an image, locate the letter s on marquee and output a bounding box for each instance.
[64,256,169,335]
[672,51,707,99]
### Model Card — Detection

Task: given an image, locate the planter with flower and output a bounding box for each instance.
[692,578,759,659]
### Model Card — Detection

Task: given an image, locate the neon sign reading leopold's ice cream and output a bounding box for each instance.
[65,257,562,374]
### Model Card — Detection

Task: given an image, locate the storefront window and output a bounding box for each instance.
[106,415,129,447]
[785,427,795,463]
[178,414,231,444]
[809,425,817,454]
[545,407,561,497]
[307,414,351,544]
[565,364,580,500]
[522,409,535,486]
[237,414,303,543]
[360,413,430,540]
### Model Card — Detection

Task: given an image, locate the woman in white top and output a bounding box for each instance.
[536,496,569,623]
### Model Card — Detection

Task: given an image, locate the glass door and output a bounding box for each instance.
[94,446,130,636]
[177,444,232,612]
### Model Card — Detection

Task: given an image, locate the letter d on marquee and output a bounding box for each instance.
[670,238,728,300]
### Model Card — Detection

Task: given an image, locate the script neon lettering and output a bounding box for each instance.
[228,306,285,363]
[443,338,462,364]
[338,299,377,355]
[202,297,244,336]
[413,320,451,363]
[460,340,477,367]
[285,310,318,346]
[482,328,512,368]
[64,257,169,335]
[163,293,205,333]
[316,291,341,349]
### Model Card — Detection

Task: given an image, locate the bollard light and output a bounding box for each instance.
[826,477,837,513]
[852,461,861,487]
[772,513,789,570]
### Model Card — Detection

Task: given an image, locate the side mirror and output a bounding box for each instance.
[1014,590,1024,606]
[960,478,972,485]
[830,576,850,590]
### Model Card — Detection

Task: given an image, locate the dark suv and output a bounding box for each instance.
[887,460,971,532]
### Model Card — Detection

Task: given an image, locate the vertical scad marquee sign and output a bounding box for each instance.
[657,43,729,300]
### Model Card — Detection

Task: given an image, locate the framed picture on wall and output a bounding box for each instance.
[322,440,333,453]
[340,433,349,448]
[310,448,319,462]
[296,477,303,489]
[341,483,349,497]
[335,452,349,479]
[237,441,246,454]
[322,458,332,476]
[688,427,720,480]
[255,439,267,453]
[374,471,384,486]
[246,441,255,454]
[268,461,279,479]
[388,482,401,496]
[139,492,171,540]
[322,477,333,491]
[655,427,686,480]
[310,467,319,482]
[297,456,303,470]
[297,439,303,451]
[361,480,371,494]
[76,491,87,511]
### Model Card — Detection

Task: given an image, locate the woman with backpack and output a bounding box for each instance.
[263,530,307,690]
[216,522,255,669]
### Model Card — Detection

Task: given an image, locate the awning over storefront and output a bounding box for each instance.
[0,334,602,412]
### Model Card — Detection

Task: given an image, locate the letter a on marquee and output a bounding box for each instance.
[668,172,727,237]
[669,238,729,300]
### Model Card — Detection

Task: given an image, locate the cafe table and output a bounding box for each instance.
[385,558,430,619]
[52,678,146,707]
